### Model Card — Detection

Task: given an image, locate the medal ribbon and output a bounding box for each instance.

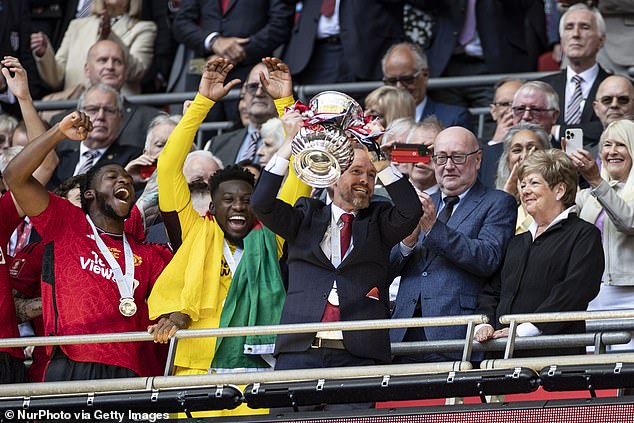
[86,215,135,301]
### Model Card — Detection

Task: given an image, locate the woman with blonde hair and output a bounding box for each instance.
[573,119,634,350]
[364,85,416,127]
[31,0,156,95]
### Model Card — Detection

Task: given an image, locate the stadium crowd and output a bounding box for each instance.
[1,0,634,414]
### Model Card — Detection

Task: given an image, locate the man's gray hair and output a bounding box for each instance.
[78,83,124,113]
[381,42,428,74]
[513,81,560,113]
[559,3,606,38]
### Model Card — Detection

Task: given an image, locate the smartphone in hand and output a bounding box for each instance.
[391,143,431,163]
[564,128,583,156]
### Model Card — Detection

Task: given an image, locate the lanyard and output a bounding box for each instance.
[222,240,243,276]
[86,215,134,300]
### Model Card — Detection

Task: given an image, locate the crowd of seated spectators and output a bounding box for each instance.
[1,0,634,415]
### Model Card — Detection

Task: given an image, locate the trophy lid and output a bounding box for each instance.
[308,91,363,128]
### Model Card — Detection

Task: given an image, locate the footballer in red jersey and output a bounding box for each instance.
[4,112,173,381]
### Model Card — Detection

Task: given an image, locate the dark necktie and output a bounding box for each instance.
[320,213,354,323]
[437,196,459,224]
[321,0,336,17]
[240,130,260,163]
[76,150,100,176]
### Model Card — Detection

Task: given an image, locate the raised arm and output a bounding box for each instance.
[1,56,58,186]
[158,58,240,239]
[3,112,92,217]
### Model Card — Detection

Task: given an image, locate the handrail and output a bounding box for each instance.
[392,332,631,355]
[499,310,634,359]
[481,351,634,371]
[32,71,555,111]
[0,362,472,397]
[500,309,634,325]
[0,315,488,349]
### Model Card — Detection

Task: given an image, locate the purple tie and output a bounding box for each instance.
[458,0,477,46]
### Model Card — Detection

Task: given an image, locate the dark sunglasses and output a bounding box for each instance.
[599,95,631,106]
[382,70,426,87]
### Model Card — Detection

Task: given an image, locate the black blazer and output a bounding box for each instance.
[48,142,142,190]
[0,1,43,113]
[173,0,293,82]
[477,214,604,357]
[203,127,247,167]
[283,0,405,80]
[251,170,422,363]
[418,0,542,77]
[539,66,610,150]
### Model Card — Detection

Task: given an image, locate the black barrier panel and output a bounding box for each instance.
[0,385,242,414]
[541,363,634,394]
[244,369,539,409]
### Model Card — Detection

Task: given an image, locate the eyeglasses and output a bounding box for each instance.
[599,95,631,106]
[511,106,555,117]
[382,70,426,87]
[244,82,265,95]
[82,105,120,116]
[432,149,481,165]
[491,101,513,108]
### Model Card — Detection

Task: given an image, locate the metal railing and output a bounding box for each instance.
[1,311,634,400]
[499,310,634,359]
[32,71,554,142]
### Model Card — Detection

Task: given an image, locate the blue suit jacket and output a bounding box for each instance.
[422,99,473,131]
[390,180,516,346]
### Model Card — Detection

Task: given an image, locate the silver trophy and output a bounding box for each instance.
[291,91,362,187]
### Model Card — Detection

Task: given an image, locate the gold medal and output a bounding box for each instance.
[119,298,137,317]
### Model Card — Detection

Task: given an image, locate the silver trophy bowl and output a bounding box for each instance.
[292,127,354,188]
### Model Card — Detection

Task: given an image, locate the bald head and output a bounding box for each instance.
[433,127,481,196]
[593,75,634,127]
[84,40,127,91]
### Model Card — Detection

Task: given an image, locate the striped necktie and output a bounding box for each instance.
[240,130,260,163]
[76,150,100,176]
[77,0,94,18]
[565,75,584,125]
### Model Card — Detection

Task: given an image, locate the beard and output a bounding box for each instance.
[95,191,131,221]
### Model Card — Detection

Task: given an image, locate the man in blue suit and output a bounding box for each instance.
[390,126,516,363]
[381,43,472,131]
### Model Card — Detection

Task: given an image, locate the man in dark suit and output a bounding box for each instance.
[203,62,277,166]
[251,140,421,386]
[390,126,516,363]
[418,0,545,109]
[48,84,141,189]
[539,4,609,151]
[283,0,405,85]
[1,1,44,118]
[172,0,293,122]
[46,40,161,152]
[382,42,472,130]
